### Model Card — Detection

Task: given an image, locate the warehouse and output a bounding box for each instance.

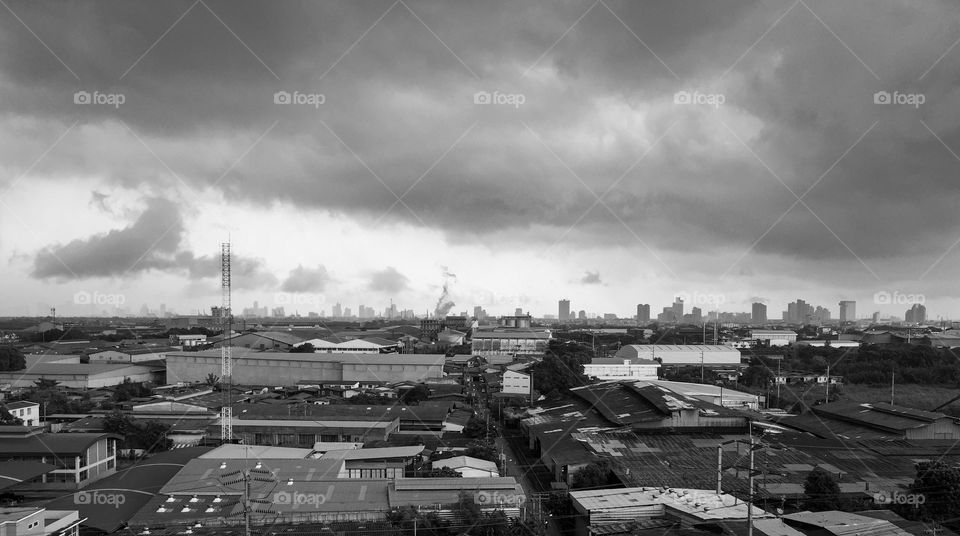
[615,345,742,367]
[0,363,161,389]
[166,349,444,386]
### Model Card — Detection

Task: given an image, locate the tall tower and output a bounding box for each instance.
[220,242,232,442]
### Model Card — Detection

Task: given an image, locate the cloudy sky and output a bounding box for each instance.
[2,0,960,320]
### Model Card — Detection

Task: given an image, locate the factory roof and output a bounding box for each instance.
[812,401,954,433]
[170,350,443,365]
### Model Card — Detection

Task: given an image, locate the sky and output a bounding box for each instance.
[2,0,960,320]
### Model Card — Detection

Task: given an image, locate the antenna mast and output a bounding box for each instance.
[221,242,233,442]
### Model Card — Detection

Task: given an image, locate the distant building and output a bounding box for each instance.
[578,310,587,320]
[751,302,767,323]
[839,300,856,323]
[584,357,659,380]
[615,345,741,366]
[499,314,532,329]
[209,331,305,351]
[905,303,926,324]
[636,304,650,322]
[672,297,684,321]
[166,350,444,386]
[471,329,551,358]
[749,329,797,346]
[559,299,571,322]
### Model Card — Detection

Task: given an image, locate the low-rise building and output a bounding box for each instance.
[432,455,499,478]
[615,345,742,367]
[749,329,798,346]
[4,401,40,426]
[0,507,83,536]
[571,487,772,536]
[584,357,660,381]
[501,370,532,395]
[471,329,552,358]
[0,429,120,490]
[166,350,444,386]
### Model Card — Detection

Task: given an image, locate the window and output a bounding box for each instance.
[299,434,315,445]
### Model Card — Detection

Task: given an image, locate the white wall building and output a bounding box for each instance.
[584,358,660,380]
[4,401,39,426]
[615,345,742,367]
[749,330,798,346]
[502,370,532,395]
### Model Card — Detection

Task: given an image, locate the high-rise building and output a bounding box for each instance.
[839,301,856,323]
[578,310,587,320]
[690,307,702,323]
[751,303,767,323]
[636,304,651,322]
[515,308,523,316]
[332,302,343,318]
[905,303,926,324]
[559,299,571,322]
[672,297,684,321]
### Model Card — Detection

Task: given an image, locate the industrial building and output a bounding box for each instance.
[748,329,798,346]
[471,329,552,358]
[166,349,444,386]
[615,345,742,367]
[584,357,660,380]
[0,429,120,490]
[0,363,161,389]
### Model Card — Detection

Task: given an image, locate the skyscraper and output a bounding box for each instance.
[636,304,651,322]
[751,302,767,323]
[905,303,926,324]
[672,297,684,321]
[839,301,856,323]
[559,299,571,322]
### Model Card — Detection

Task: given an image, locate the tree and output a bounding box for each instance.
[532,345,588,398]
[464,442,498,463]
[571,462,609,489]
[463,416,486,439]
[803,467,841,511]
[0,407,22,426]
[113,378,152,402]
[0,347,25,371]
[290,343,315,353]
[204,373,220,387]
[422,467,463,478]
[400,384,430,405]
[910,461,960,525]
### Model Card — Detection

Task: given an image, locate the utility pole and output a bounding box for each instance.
[891,371,895,405]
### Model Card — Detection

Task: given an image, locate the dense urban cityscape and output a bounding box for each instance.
[4,1,960,536]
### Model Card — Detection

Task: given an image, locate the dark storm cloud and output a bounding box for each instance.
[31,197,275,287]
[32,197,181,279]
[5,0,960,274]
[281,265,330,293]
[369,266,409,294]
